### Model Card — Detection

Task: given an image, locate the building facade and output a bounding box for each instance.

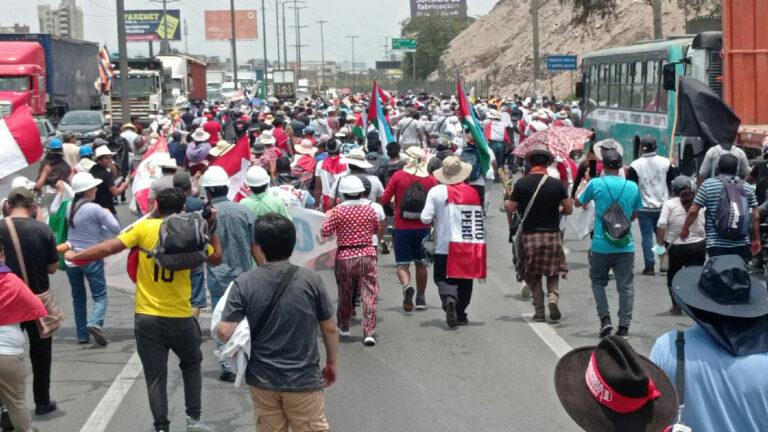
[0,23,30,34]
[38,0,84,39]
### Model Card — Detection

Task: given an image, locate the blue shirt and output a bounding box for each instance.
[579,175,643,254]
[650,325,768,432]
[206,197,257,298]
[693,176,757,248]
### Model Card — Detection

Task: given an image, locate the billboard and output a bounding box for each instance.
[410,0,467,18]
[125,10,181,41]
[204,10,258,41]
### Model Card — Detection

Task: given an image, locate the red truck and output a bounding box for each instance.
[0,34,100,121]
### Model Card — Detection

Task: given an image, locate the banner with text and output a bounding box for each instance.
[125,9,181,41]
[410,0,467,18]
[204,10,258,41]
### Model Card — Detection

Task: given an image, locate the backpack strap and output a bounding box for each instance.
[675,330,686,418]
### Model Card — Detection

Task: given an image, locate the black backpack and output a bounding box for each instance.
[365,152,388,185]
[715,176,750,240]
[600,179,632,247]
[400,180,428,220]
[142,212,210,271]
[460,146,482,181]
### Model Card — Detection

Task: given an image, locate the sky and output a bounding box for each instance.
[7,0,499,67]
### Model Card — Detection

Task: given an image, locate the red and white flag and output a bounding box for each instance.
[0,107,43,180]
[211,134,251,202]
[131,137,169,214]
[446,183,487,279]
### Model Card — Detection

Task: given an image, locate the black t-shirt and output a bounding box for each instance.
[510,174,568,232]
[91,164,116,214]
[749,161,768,205]
[0,217,58,294]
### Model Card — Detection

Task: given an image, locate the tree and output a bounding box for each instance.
[399,16,475,80]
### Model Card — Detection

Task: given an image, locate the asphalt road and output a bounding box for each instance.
[20,180,697,432]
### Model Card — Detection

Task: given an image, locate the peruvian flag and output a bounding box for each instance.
[211,134,251,202]
[131,136,169,214]
[0,106,43,180]
[446,183,486,279]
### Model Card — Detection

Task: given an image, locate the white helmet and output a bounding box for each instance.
[338,175,365,195]
[71,172,103,194]
[199,166,229,188]
[245,166,270,187]
[10,176,34,191]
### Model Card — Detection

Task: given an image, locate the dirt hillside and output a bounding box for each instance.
[434,0,689,97]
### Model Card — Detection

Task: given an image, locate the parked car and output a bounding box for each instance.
[56,110,108,144]
[220,82,236,100]
[34,117,57,144]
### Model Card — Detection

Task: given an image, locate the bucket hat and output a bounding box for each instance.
[433,155,472,185]
[403,147,429,178]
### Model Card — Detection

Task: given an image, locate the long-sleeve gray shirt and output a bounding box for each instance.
[67,202,121,251]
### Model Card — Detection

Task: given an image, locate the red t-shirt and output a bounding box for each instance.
[202,120,221,144]
[273,127,289,153]
[381,170,438,230]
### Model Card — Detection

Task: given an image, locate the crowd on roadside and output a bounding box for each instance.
[0,88,766,432]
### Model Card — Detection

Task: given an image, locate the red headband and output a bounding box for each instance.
[585,352,661,414]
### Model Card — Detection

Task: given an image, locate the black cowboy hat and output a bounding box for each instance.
[672,255,768,319]
[554,336,677,432]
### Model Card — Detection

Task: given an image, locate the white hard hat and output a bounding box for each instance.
[10,176,34,191]
[338,175,365,195]
[199,166,229,188]
[245,166,270,187]
[70,172,103,194]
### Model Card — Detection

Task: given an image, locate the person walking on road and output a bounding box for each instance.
[240,166,291,219]
[650,255,768,432]
[576,149,643,339]
[314,139,349,211]
[64,172,121,346]
[91,146,129,216]
[627,136,677,275]
[65,188,223,432]
[321,176,382,346]
[216,214,337,432]
[505,145,572,322]
[421,156,486,328]
[697,141,750,185]
[200,167,257,382]
[680,154,760,262]
[0,188,60,416]
[381,147,438,312]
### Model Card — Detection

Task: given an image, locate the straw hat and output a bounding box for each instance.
[342,148,373,169]
[433,155,472,185]
[121,123,137,131]
[191,128,211,142]
[155,155,179,169]
[94,146,115,159]
[259,130,276,145]
[209,140,235,158]
[294,139,317,155]
[403,147,429,178]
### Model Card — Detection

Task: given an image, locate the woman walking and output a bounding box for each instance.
[64,172,121,345]
[656,175,706,314]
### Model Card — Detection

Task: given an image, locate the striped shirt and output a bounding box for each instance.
[693,176,757,248]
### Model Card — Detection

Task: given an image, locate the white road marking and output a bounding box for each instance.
[522,314,574,358]
[79,351,143,432]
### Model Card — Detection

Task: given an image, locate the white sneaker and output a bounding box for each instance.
[338,328,350,337]
[521,282,531,299]
[363,335,376,346]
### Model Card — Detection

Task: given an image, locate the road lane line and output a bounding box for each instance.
[79,351,143,432]
[522,314,573,358]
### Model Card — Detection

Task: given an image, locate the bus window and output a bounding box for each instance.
[588,64,599,105]
[598,64,609,107]
[608,63,619,108]
[644,61,659,112]
[657,61,668,113]
[630,61,645,110]
[619,63,631,109]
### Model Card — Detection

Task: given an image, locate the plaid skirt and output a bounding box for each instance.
[520,231,568,278]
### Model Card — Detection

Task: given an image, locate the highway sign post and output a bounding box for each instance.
[392,38,417,51]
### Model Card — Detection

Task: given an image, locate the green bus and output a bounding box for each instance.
[578,32,722,175]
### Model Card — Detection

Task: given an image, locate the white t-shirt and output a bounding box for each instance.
[0,324,24,355]
[314,158,350,198]
[330,173,384,203]
[657,197,707,245]
[630,154,671,209]
[397,117,423,145]
[420,184,450,254]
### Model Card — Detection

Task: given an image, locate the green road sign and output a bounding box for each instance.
[392,38,417,50]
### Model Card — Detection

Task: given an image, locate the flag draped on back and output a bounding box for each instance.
[457,80,492,174]
[367,81,395,144]
[211,134,252,202]
[131,137,169,214]
[446,183,486,279]
[96,46,115,95]
[0,106,43,180]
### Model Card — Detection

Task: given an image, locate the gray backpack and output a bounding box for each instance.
[142,212,210,271]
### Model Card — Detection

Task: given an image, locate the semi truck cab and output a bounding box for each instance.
[0,42,47,117]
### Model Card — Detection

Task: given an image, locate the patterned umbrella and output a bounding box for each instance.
[513,126,594,158]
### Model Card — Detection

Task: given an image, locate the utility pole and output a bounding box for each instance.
[652,0,663,39]
[281,2,288,70]
[347,35,359,86]
[289,1,307,79]
[230,0,238,87]
[383,36,390,60]
[149,0,177,54]
[275,0,281,69]
[262,0,268,98]
[116,0,130,123]
[317,20,327,90]
[530,0,540,98]
[183,19,189,53]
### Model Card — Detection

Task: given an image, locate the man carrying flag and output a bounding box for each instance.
[421,156,486,328]
[367,81,395,145]
[457,80,495,212]
[210,134,252,202]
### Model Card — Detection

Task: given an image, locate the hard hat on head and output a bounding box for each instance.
[245,166,270,187]
[199,166,229,188]
[338,175,365,195]
[71,172,103,194]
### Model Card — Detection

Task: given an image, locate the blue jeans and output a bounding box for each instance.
[190,268,207,309]
[590,252,635,327]
[65,260,108,341]
[638,210,661,269]
[489,140,505,176]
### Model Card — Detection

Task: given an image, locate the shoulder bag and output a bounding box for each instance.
[512,175,549,282]
[4,217,64,339]
[252,264,300,339]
